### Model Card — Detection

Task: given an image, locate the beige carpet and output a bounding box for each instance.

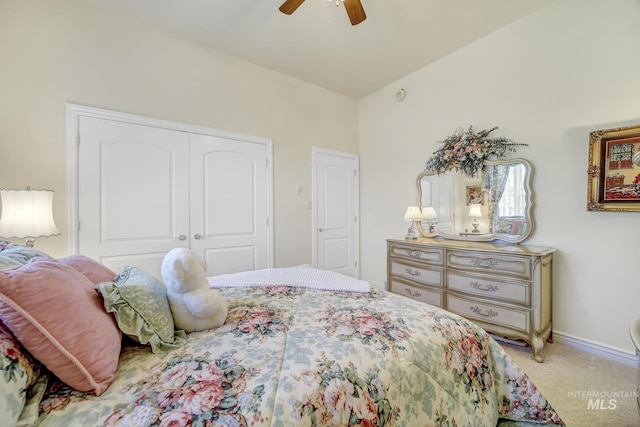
[501,340,640,426]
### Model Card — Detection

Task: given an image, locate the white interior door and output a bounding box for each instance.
[78,116,190,278]
[189,134,270,276]
[313,148,359,277]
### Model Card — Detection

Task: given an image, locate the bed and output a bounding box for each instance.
[0,241,564,426]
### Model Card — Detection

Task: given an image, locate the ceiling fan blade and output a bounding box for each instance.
[343,0,366,25]
[279,0,306,15]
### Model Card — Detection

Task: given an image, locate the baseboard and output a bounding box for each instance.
[553,331,637,367]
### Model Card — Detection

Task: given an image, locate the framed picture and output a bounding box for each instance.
[466,185,483,205]
[587,124,640,211]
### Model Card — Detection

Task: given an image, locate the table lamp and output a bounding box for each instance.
[421,206,438,233]
[468,203,482,233]
[404,206,422,240]
[0,187,60,247]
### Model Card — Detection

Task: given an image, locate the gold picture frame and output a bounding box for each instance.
[466,185,483,205]
[587,124,640,211]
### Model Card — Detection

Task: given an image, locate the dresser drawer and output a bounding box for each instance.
[447,272,530,305]
[390,279,443,308]
[447,250,531,280]
[388,243,444,266]
[390,260,443,287]
[446,294,530,333]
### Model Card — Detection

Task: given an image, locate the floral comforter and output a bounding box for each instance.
[32,286,563,426]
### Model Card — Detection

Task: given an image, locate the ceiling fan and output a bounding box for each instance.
[279,0,367,26]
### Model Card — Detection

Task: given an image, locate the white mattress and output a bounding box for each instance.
[207,265,370,293]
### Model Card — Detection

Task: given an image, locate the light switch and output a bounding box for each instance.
[295,186,303,194]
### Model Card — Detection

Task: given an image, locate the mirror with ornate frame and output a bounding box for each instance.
[416,158,533,243]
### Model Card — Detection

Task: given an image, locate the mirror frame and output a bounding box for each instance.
[416,158,534,243]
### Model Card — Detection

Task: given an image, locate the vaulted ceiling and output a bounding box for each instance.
[81,0,551,99]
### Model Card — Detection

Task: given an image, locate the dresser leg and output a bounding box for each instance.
[531,335,544,363]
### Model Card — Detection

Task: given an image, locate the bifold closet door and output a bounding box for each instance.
[77,115,271,279]
[78,116,190,278]
[189,134,270,276]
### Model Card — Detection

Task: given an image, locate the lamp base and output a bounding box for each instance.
[405,221,418,240]
[471,221,480,233]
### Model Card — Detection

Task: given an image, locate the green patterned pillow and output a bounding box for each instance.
[0,254,22,270]
[97,266,186,353]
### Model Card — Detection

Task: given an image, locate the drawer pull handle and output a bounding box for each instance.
[405,287,422,297]
[405,250,423,258]
[470,306,499,317]
[470,258,499,269]
[469,281,499,292]
[405,268,422,277]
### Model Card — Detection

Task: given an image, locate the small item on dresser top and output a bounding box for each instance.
[403,205,422,240]
[160,248,228,333]
[468,203,483,233]
[421,206,438,233]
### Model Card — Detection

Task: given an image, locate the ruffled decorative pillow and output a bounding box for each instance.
[97,266,186,353]
[0,254,22,271]
[0,241,52,265]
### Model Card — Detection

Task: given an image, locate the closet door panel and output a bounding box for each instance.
[78,117,190,278]
[204,150,255,236]
[190,134,269,276]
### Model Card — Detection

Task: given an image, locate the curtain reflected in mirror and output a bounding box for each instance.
[417,159,533,243]
[485,163,527,234]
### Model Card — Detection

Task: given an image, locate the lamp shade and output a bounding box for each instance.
[404,206,422,221]
[468,203,483,218]
[0,189,60,239]
[421,206,438,220]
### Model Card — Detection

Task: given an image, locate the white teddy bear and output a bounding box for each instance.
[160,248,228,333]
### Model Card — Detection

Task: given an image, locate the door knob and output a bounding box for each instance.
[178,235,187,241]
[318,228,325,232]
[194,233,202,240]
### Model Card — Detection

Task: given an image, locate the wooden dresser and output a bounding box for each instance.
[387,237,555,362]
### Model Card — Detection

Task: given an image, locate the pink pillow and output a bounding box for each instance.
[0,258,121,395]
[57,255,116,284]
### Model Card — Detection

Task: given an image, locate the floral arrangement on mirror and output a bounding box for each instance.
[425,126,527,177]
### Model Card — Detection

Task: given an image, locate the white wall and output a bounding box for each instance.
[358,0,640,354]
[0,0,358,265]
